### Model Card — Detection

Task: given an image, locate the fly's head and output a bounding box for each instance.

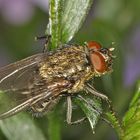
[86,41,115,76]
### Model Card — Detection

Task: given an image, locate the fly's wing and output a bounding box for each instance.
[0,53,49,119]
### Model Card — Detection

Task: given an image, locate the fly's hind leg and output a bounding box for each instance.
[66,96,87,125]
[35,35,51,52]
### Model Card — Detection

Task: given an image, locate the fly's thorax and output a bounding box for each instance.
[39,45,89,80]
[67,66,94,93]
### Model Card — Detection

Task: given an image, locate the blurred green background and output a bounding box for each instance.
[0,0,140,140]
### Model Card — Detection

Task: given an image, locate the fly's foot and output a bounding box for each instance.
[35,35,51,52]
[66,117,87,125]
[84,83,113,111]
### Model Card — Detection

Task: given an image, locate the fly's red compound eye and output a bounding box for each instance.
[90,51,107,73]
[87,41,101,50]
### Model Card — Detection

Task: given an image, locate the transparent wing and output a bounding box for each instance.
[0,53,49,119]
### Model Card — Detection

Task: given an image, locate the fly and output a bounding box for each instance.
[0,37,114,123]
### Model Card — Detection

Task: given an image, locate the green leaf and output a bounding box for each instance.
[47,0,93,49]
[0,113,46,140]
[122,81,140,140]
[47,0,63,50]
[61,0,93,43]
[47,110,62,140]
[74,95,102,133]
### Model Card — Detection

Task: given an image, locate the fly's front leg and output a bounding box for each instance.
[85,83,109,101]
[66,96,86,125]
[84,83,113,110]
[35,35,51,52]
[77,94,102,114]
[76,95,117,128]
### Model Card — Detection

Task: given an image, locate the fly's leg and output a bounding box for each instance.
[66,96,86,125]
[77,95,116,128]
[66,94,102,125]
[84,83,113,112]
[85,83,110,102]
[35,35,51,52]
[66,96,72,124]
[35,35,48,40]
[77,94,102,114]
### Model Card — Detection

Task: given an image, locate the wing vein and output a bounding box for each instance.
[0,61,37,84]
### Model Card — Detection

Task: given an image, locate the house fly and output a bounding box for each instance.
[0,39,114,123]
